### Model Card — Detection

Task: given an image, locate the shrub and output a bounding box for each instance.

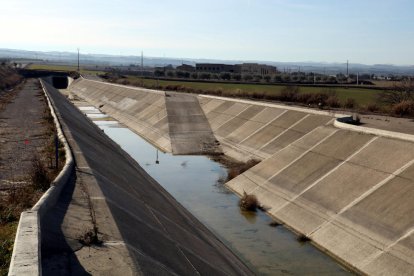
[239,191,258,211]
[392,100,414,117]
[344,98,356,109]
[30,156,50,191]
[279,86,299,102]
[326,95,341,108]
[366,103,380,112]
[227,159,260,181]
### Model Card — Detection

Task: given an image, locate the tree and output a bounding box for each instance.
[264,75,271,82]
[243,74,253,82]
[232,73,241,81]
[154,69,164,77]
[378,80,414,105]
[220,72,231,80]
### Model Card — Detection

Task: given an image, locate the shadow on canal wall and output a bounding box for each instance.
[68,77,414,275]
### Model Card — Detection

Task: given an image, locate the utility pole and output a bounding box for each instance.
[346,60,349,77]
[77,48,80,72]
[141,51,144,76]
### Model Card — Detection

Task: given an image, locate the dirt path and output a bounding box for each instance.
[0,78,50,189]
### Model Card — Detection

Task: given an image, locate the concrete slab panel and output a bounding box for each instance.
[311,221,381,268]
[342,176,414,241]
[291,126,337,150]
[349,137,414,173]
[200,99,225,114]
[251,108,285,123]
[261,129,305,154]
[216,117,247,137]
[267,152,341,197]
[237,105,264,120]
[313,130,374,160]
[291,114,332,133]
[270,110,307,129]
[245,146,305,184]
[225,121,265,144]
[302,163,389,213]
[241,124,285,149]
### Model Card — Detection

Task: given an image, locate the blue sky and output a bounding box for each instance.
[1,0,413,65]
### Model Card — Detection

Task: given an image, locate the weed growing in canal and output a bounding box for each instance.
[239,191,258,212]
[269,221,282,227]
[79,226,102,246]
[297,234,311,243]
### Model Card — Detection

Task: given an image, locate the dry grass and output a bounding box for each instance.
[78,226,102,247]
[227,159,260,181]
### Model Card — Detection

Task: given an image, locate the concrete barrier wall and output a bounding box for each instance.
[69,78,171,152]
[8,79,75,276]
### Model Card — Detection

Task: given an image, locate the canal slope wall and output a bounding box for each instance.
[68,78,414,275]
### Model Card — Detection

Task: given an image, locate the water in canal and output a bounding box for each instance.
[80,105,351,275]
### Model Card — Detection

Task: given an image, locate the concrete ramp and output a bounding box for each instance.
[165,92,221,155]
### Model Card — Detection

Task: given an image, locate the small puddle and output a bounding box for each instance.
[80,104,351,275]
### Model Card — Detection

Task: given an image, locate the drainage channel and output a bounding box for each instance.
[78,104,351,275]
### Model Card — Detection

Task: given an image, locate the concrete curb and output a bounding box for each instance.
[334,118,414,143]
[8,79,75,276]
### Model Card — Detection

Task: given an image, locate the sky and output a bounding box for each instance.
[0,0,413,65]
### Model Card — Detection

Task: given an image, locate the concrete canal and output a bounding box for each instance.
[78,104,351,275]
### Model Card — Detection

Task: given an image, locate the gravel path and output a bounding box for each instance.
[0,78,50,189]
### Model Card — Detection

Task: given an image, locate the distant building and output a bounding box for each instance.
[196,63,237,73]
[195,62,277,75]
[238,63,277,75]
[177,64,195,72]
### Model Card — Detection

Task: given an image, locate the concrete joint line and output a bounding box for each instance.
[249,129,339,195]
[273,136,379,213]
[238,109,288,144]
[309,157,414,238]
[212,105,251,132]
[255,114,310,153]
[361,225,414,269]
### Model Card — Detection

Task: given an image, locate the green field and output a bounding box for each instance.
[126,77,382,106]
[26,64,103,76]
